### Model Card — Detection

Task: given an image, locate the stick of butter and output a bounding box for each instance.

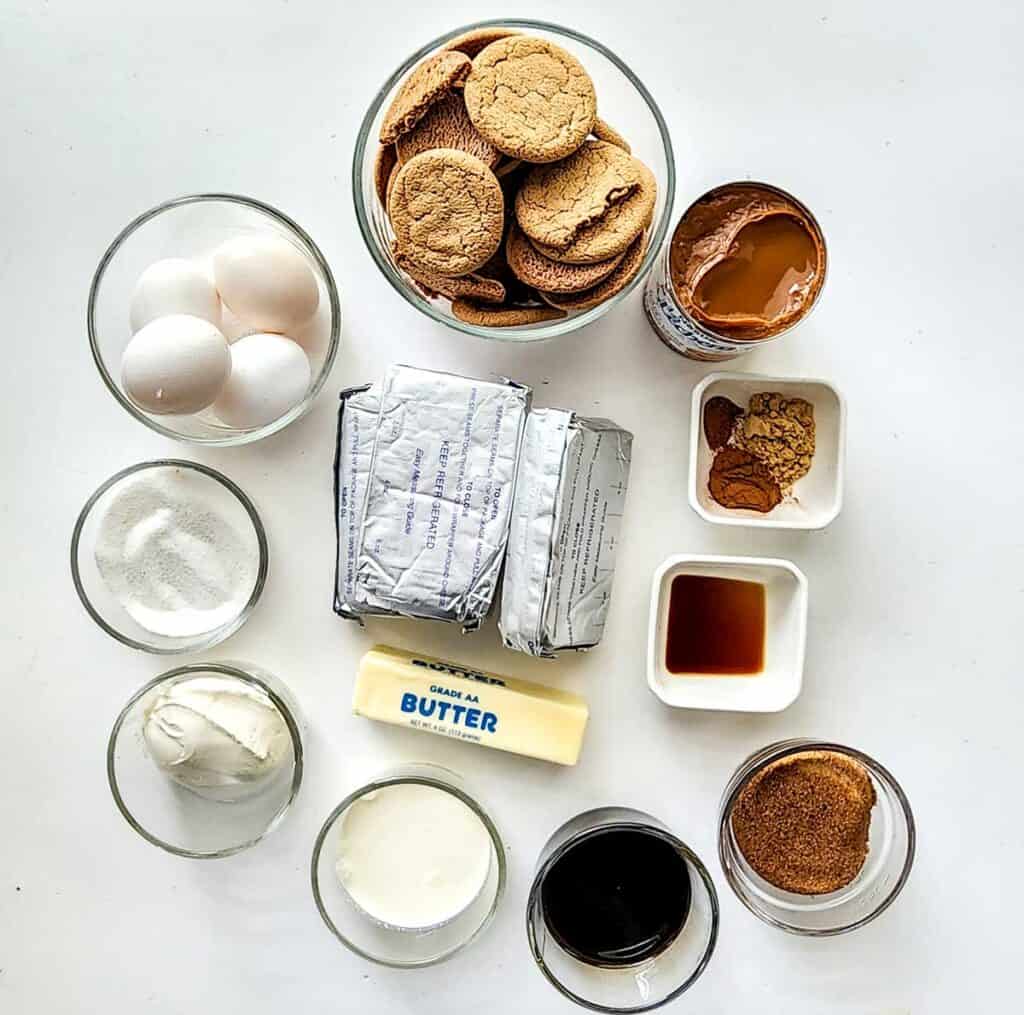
[353,646,589,766]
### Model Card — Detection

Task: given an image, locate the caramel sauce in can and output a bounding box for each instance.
[644,182,826,361]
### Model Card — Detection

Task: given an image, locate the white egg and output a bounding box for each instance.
[121,315,230,415]
[218,304,258,343]
[212,333,312,429]
[129,258,221,331]
[213,235,319,333]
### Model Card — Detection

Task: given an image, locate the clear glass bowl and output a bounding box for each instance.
[718,739,916,935]
[311,764,505,967]
[107,662,304,859]
[353,19,676,342]
[71,459,267,653]
[526,807,718,1012]
[88,193,341,446]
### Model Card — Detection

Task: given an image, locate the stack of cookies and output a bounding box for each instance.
[373,29,657,328]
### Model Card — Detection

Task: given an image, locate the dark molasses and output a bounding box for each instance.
[540,827,691,968]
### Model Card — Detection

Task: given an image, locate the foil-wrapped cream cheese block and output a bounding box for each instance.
[352,365,530,629]
[500,410,633,657]
[353,646,589,766]
[334,384,385,620]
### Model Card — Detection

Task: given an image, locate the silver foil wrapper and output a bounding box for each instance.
[334,383,388,620]
[353,365,531,629]
[500,410,632,657]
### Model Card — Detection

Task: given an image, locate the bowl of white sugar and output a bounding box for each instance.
[71,459,268,653]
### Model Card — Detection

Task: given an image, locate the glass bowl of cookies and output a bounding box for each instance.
[354,19,676,341]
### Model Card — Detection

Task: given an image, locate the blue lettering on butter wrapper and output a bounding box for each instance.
[399,691,498,734]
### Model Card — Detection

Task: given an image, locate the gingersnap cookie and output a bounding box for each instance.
[396,92,502,169]
[495,157,524,178]
[410,278,441,300]
[515,141,640,251]
[539,231,647,310]
[373,145,398,207]
[592,117,631,153]
[443,27,520,59]
[380,50,472,145]
[452,298,565,327]
[388,148,504,276]
[385,160,400,209]
[506,222,625,294]
[394,246,506,304]
[476,247,541,306]
[533,158,656,263]
[463,36,597,163]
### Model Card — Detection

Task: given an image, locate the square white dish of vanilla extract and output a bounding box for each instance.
[689,371,846,529]
[647,554,807,712]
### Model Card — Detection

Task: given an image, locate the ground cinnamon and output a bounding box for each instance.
[730,750,876,895]
[708,447,782,512]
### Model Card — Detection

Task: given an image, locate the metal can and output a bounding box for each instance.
[643,181,827,362]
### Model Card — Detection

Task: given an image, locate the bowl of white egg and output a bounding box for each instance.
[88,194,341,446]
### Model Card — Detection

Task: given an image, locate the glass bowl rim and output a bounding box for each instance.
[352,17,677,343]
[70,458,269,654]
[525,817,719,1013]
[310,768,507,968]
[717,737,917,937]
[87,192,342,447]
[105,661,304,859]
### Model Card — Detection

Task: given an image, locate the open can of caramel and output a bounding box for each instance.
[643,182,827,362]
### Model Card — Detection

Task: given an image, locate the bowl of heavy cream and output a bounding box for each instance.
[107,663,303,858]
[311,764,505,966]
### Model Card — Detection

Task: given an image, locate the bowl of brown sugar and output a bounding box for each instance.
[718,740,916,935]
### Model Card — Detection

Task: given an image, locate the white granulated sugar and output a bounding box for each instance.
[94,467,260,638]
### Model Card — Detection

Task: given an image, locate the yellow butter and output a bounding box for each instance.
[353,646,589,766]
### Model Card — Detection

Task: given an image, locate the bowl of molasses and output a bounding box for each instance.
[526,806,718,1012]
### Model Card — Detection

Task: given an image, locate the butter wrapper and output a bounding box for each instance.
[333,383,388,621]
[500,410,632,657]
[354,365,530,629]
[354,645,588,765]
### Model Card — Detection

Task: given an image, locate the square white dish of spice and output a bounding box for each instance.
[688,371,846,530]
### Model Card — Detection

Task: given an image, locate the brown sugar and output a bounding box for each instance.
[730,750,877,895]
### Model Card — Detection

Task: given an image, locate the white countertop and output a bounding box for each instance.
[2,0,1021,1011]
